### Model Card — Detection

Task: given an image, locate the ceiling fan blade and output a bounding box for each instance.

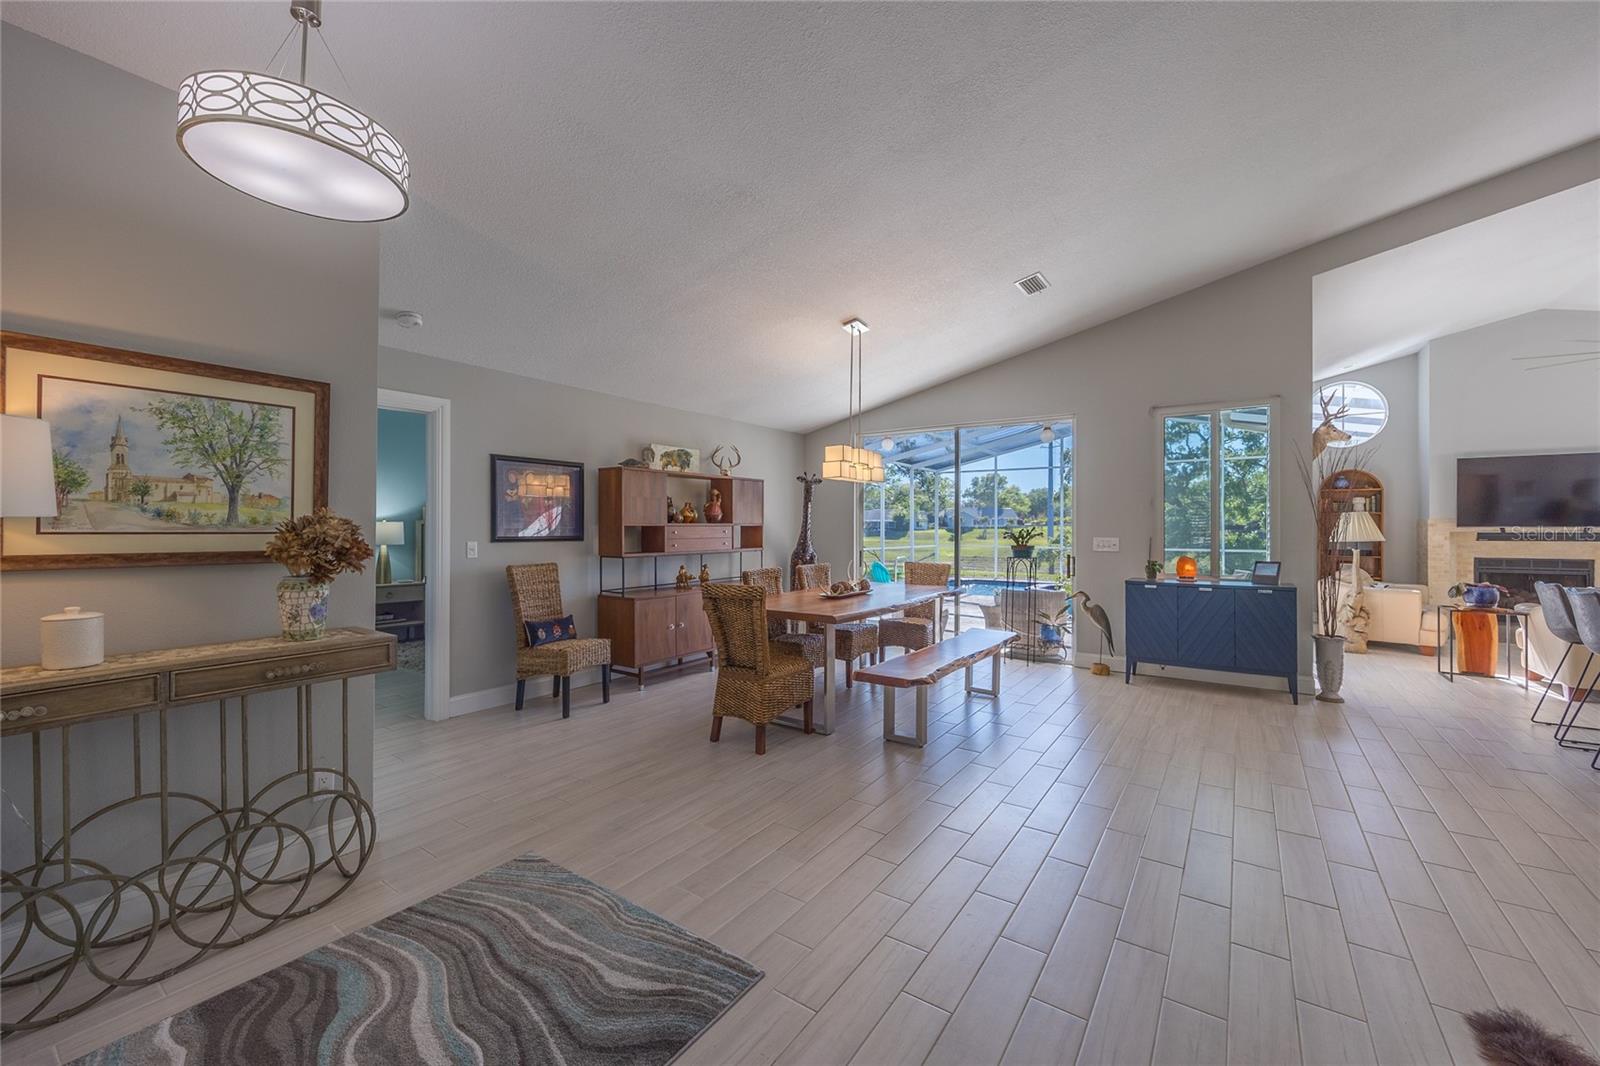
[1524,355,1600,371]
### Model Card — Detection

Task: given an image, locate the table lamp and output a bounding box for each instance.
[1334,505,1385,585]
[375,520,404,584]
[1,414,59,519]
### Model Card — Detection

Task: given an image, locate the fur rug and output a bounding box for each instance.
[1466,1008,1600,1066]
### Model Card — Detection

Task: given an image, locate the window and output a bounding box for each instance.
[1161,404,1272,576]
[1313,380,1387,447]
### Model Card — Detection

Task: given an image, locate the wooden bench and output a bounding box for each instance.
[854,628,1018,747]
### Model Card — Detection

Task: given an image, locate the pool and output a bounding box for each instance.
[958,579,1065,598]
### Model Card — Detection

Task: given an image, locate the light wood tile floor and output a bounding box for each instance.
[6,647,1600,1064]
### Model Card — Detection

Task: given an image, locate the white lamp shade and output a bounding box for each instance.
[177,71,409,222]
[1334,510,1384,544]
[1,414,59,517]
[375,520,405,546]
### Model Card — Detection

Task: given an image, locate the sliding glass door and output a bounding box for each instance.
[862,419,1073,638]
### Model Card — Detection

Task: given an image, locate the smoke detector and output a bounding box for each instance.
[1014,273,1050,296]
[391,310,423,329]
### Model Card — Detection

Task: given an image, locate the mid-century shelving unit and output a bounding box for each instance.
[596,466,764,688]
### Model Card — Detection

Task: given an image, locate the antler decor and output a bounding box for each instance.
[709,444,743,476]
[1311,391,1352,459]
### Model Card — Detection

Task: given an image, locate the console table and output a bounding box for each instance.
[1125,578,1299,703]
[0,627,394,1033]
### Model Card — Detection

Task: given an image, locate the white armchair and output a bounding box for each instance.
[1518,608,1598,698]
[1331,567,1439,652]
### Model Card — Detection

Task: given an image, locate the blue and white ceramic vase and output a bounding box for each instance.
[277,576,331,641]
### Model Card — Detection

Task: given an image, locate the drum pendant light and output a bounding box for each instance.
[177,1,410,222]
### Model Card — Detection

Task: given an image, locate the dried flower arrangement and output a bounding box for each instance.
[265,509,373,586]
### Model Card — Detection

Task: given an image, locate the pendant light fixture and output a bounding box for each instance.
[822,318,885,484]
[177,0,410,222]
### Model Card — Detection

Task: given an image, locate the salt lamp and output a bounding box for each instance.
[1174,555,1199,580]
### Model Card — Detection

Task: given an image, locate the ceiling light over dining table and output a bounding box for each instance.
[822,318,885,484]
[176,0,410,222]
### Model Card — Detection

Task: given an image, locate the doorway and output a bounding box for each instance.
[376,389,451,721]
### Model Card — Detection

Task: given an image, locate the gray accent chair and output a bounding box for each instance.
[1556,587,1600,759]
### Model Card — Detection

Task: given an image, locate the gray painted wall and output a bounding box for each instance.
[1423,308,1600,521]
[1315,353,1422,584]
[376,347,806,704]
[1,29,379,868]
[804,142,1599,680]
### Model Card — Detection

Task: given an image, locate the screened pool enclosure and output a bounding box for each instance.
[861,420,1074,642]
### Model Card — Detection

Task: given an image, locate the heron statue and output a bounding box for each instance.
[1072,591,1115,676]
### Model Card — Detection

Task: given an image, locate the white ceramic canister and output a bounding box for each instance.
[40,606,105,670]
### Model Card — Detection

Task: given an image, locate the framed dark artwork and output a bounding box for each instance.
[1251,560,1282,585]
[491,455,584,542]
[1,332,329,570]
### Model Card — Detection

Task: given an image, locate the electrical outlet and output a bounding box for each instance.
[1092,537,1120,552]
[465,540,479,559]
[313,771,338,792]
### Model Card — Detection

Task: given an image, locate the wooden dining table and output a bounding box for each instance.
[764,581,957,734]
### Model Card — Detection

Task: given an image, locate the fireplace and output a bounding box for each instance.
[1474,557,1595,609]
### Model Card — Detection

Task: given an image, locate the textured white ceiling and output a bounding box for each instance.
[1313,181,1600,377]
[6,2,1598,432]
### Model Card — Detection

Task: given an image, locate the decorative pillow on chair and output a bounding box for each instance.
[525,615,577,646]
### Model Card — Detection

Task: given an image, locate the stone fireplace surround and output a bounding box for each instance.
[1424,519,1600,606]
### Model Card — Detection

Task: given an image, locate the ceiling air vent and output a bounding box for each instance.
[1015,273,1050,296]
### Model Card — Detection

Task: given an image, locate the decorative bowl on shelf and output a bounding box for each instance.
[1462,585,1500,609]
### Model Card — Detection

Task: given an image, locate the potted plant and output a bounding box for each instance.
[265,509,373,640]
[1144,538,1161,580]
[1295,436,1378,703]
[1004,525,1042,558]
[1037,603,1070,645]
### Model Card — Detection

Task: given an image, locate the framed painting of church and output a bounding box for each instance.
[1,332,329,570]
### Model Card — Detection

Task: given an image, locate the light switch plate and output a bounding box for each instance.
[466,541,479,559]
[1092,537,1120,552]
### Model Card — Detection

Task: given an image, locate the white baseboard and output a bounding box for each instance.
[446,683,518,718]
[1093,653,1311,698]
[446,669,607,718]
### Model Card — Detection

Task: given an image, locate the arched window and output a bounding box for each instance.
[1313,380,1388,447]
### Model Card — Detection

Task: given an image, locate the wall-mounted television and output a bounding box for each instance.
[1457,453,1600,527]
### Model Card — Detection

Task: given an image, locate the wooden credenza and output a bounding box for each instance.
[0,627,395,1033]
[597,586,716,689]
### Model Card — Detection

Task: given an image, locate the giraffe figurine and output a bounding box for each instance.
[791,473,822,589]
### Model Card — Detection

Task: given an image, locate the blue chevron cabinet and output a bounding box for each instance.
[1124,579,1298,703]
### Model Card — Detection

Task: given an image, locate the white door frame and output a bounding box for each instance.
[378,388,451,722]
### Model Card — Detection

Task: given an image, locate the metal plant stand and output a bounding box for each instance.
[1004,554,1059,663]
[0,629,393,1034]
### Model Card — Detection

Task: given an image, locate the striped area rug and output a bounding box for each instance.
[73,855,762,1065]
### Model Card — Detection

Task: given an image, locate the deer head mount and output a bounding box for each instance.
[709,444,742,476]
[1312,391,1352,459]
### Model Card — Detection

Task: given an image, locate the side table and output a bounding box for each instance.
[1435,604,1529,689]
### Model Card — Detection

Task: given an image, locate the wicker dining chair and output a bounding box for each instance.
[879,561,951,655]
[506,563,612,718]
[701,583,814,754]
[793,563,879,687]
[742,567,824,667]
